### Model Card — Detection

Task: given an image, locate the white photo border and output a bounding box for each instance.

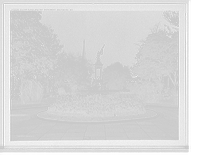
[1,1,189,152]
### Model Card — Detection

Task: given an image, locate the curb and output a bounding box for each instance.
[35,111,160,124]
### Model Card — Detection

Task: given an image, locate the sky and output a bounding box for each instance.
[40,11,165,67]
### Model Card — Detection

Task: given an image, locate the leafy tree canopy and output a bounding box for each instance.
[103,62,131,90]
[11,11,63,80]
[163,11,179,27]
[133,11,179,82]
[54,52,93,89]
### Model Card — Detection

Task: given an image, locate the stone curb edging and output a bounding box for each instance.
[35,111,160,124]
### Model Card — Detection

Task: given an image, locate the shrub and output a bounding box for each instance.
[128,81,162,103]
[48,94,146,116]
[58,87,66,96]
[171,89,179,105]
[20,80,44,104]
[161,87,171,99]
[168,89,179,105]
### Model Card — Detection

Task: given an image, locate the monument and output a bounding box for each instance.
[88,45,108,95]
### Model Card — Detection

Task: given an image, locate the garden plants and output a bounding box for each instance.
[48,94,146,116]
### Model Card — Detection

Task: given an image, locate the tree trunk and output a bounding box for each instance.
[169,72,179,105]
[169,72,178,89]
[19,75,26,104]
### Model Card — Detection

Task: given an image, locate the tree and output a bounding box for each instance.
[163,11,179,89]
[10,11,63,99]
[54,52,93,92]
[165,32,179,89]
[102,62,132,90]
[10,11,62,102]
[132,31,178,90]
[163,11,179,27]
[20,80,44,104]
[134,31,178,80]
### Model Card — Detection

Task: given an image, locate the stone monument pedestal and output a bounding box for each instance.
[88,59,109,95]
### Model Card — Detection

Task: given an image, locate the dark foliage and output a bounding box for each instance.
[102,62,132,90]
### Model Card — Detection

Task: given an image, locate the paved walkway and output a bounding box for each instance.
[10,106,179,140]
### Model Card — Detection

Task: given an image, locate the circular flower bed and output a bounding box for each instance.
[37,94,157,122]
[47,94,146,116]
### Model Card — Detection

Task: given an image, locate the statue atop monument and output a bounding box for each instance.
[92,45,105,90]
[96,44,105,61]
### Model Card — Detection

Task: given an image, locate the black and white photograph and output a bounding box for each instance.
[1,1,188,152]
